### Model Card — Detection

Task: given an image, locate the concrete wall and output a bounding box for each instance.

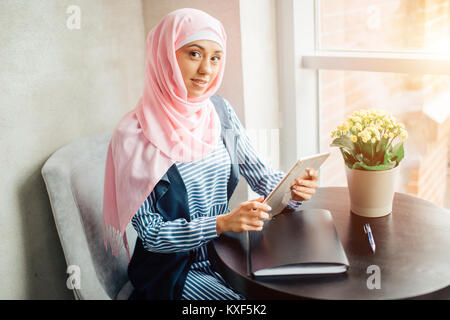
[0,0,145,299]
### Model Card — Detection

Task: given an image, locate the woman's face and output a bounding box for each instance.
[176,40,223,98]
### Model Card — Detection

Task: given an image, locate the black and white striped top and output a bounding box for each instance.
[131,99,302,270]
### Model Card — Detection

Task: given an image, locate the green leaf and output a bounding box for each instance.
[352,161,396,171]
[330,136,355,154]
[340,148,357,168]
[331,135,404,171]
[376,137,388,153]
[388,142,404,164]
[355,152,371,167]
[374,137,388,164]
[359,141,374,164]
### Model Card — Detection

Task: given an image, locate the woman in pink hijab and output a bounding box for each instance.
[103,8,318,300]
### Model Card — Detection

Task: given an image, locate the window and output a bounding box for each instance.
[319,0,450,53]
[294,0,450,208]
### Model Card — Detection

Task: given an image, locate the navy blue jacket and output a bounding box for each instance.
[127,95,240,300]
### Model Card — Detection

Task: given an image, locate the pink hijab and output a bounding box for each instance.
[102,8,227,261]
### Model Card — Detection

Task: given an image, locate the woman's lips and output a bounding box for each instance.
[191,79,209,88]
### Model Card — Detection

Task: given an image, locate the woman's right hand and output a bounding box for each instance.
[216,196,271,235]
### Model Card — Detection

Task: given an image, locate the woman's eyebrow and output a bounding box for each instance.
[187,44,223,54]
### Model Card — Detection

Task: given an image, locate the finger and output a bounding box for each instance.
[294,179,318,189]
[295,173,310,185]
[250,196,264,202]
[245,219,265,229]
[295,169,318,184]
[245,209,270,221]
[248,196,265,210]
[306,168,319,180]
[311,169,319,180]
[247,209,270,220]
[247,225,264,232]
[247,202,272,212]
[291,193,303,201]
[293,185,316,195]
[292,189,312,200]
[255,211,270,220]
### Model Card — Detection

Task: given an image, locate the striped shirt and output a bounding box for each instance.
[131,99,302,299]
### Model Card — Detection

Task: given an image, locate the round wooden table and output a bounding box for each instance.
[211,187,450,300]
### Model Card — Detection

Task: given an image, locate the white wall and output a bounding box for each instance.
[276,0,318,172]
[239,0,281,199]
[0,0,145,299]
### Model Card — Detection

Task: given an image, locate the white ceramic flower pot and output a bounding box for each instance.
[345,165,400,218]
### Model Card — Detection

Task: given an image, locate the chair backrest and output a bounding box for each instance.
[42,132,137,299]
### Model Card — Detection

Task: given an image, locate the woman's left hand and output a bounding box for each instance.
[290,168,319,201]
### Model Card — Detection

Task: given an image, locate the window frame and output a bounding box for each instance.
[302,50,450,75]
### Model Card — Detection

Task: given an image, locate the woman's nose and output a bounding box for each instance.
[198,58,212,75]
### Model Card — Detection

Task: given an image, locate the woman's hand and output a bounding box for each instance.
[216,196,271,235]
[290,168,319,201]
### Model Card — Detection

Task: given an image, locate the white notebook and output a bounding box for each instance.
[253,264,348,277]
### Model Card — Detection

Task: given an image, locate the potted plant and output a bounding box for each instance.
[330,109,408,218]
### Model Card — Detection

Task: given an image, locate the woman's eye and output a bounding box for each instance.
[190,51,201,58]
[211,56,221,63]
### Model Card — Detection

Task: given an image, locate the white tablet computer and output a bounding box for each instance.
[263,152,330,218]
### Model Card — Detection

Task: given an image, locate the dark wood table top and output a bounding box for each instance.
[211,187,450,300]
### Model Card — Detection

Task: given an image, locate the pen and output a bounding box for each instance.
[364,223,376,254]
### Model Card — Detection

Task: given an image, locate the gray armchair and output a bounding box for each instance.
[41,132,137,300]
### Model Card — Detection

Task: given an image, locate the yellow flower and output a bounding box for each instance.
[332,108,407,145]
[352,123,362,132]
[358,129,371,143]
[350,116,362,123]
[372,128,381,141]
